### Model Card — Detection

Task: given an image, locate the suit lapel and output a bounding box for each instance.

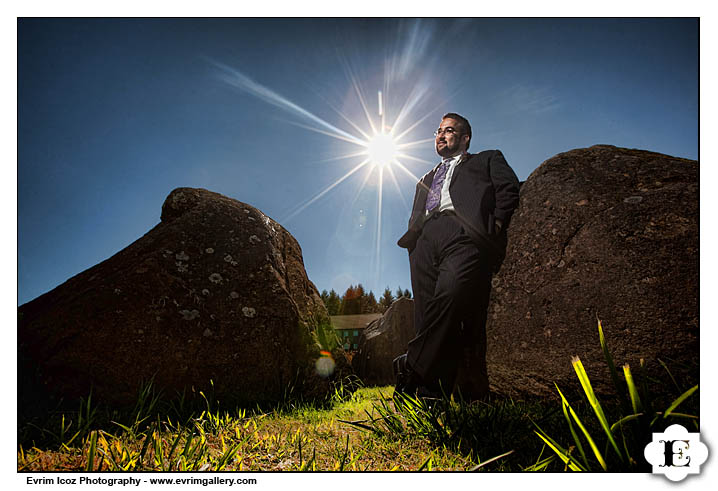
[418,153,469,213]
[412,153,470,226]
[448,152,470,191]
[406,169,435,229]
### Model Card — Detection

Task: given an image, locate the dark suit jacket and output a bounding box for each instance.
[397,150,520,265]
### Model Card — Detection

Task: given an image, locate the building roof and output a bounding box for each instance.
[330,313,382,331]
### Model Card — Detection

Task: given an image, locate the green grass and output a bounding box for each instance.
[16,380,622,472]
[530,317,699,472]
[18,321,698,472]
[19,384,479,471]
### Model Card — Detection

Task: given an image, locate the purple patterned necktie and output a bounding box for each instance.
[425,160,449,212]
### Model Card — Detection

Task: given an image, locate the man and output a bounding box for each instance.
[394,112,520,399]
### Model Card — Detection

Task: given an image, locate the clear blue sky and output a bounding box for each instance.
[17,18,698,306]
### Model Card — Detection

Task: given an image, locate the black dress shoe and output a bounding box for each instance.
[416,385,443,399]
[392,353,447,403]
[393,353,422,396]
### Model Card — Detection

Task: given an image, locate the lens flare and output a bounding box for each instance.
[315,351,335,378]
[212,22,443,290]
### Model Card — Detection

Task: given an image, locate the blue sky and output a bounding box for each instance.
[17,18,698,306]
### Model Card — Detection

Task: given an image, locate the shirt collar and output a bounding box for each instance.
[442,151,466,166]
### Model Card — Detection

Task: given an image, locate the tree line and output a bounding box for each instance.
[320,285,412,316]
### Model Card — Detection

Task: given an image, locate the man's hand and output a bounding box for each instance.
[495,218,503,233]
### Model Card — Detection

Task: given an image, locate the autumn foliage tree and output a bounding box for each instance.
[320,284,404,314]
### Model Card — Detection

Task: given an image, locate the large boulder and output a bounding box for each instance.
[352,298,414,386]
[486,146,698,401]
[19,187,349,408]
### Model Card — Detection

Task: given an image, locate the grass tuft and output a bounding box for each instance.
[534,317,699,471]
[18,318,698,472]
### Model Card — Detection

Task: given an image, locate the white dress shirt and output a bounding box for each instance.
[426,152,465,216]
[424,151,503,231]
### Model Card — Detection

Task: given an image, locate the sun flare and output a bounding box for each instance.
[366,131,398,168]
[218,58,437,287]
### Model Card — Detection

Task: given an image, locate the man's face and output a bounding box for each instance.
[435,118,469,158]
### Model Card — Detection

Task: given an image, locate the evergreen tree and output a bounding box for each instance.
[380,287,395,311]
[326,289,341,316]
[356,283,366,314]
[366,291,379,313]
[329,283,404,315]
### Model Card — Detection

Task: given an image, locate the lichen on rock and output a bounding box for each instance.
[484,145,698,401]
[18,187,347,408]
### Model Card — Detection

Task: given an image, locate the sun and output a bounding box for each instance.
[366,131,398,168]
[215,46,438,293]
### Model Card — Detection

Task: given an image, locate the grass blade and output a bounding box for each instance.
[657,358,681,394]
[523,453,556,472]
[663,385,698,418]
[166,430,184,470]
[555,385,606,470]
[622,364,643,414]
[153,430,164,469]
[572,357,624,463]
[597,316,630,413]
[86,431,98,472]
[418,453,433,471]
[557,386,589,469]
[533,428,585,471]
[609,413,643,433]
[337,419,376,432]
[338,435,350,472]
[468,449,515,471]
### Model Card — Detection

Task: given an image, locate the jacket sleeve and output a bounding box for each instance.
[397,179,427,249]
[408,180,424,226]
[489,150,520,226]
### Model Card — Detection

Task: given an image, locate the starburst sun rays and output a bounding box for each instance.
[213,58,439,285]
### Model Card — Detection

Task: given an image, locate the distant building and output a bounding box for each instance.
[330,313,382,351]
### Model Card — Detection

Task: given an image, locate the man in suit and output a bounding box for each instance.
[394,112,520,399]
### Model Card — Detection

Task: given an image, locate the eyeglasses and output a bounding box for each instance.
[434,127,461,137]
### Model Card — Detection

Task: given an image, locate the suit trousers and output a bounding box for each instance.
[407,212,493,395]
